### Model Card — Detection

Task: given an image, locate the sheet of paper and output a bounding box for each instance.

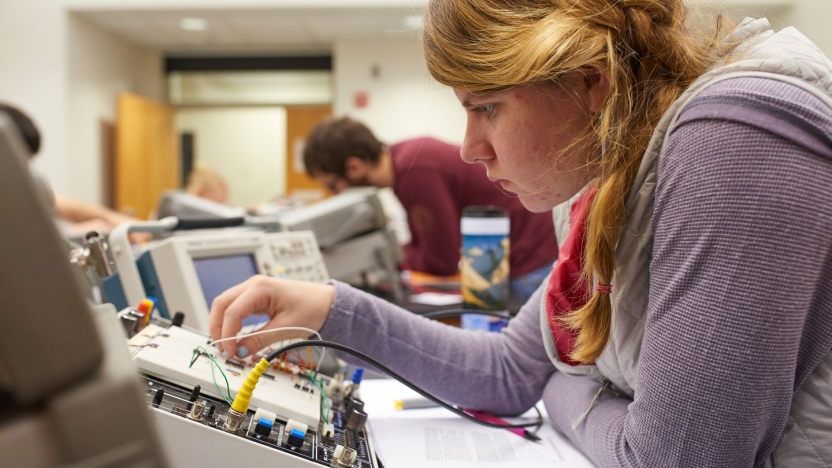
[409,292,463,306]
[359,379,597,467]
[369,417,595,467]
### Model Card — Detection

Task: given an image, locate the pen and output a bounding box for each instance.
[395,397,441,410]
[464,409,541,442]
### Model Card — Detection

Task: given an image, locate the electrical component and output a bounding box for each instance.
[284,419,308,435]
[342,381,355,399]
[131,324,380,467]
[106,230,328,332]
[347,409,368,432]
[151,388,164,408]
[320,422,335,445]
[252,408,277,427]
[188,400,206,421]
[129,324,321,426]
[187,384,201,410]
[346,397,364,416]
[171,311,185,327]
[141,373,380,467]
[350,368,365,392]
[118,309,145,338]
[223,409,244,433]
[326,373,346,403]
[282,419,308,445]
[332,444,357,467]
[253,418,273,437]
[286,428,305,448]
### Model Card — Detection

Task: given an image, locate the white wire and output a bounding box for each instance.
[207,326,326,372]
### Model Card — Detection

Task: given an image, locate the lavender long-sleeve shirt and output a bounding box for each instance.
[319,77,832,467]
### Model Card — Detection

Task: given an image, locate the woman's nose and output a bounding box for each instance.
[460,126,494,165]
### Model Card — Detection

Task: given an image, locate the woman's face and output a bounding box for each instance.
[454,76,603,212]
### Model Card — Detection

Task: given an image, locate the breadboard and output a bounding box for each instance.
[129,325,320,427]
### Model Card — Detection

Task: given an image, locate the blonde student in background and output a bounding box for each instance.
[185,163,230,205]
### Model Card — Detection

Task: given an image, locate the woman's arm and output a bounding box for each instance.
[544,79,832,467]
[54,193,137,226]
[320,280,556,415]
[209,275,555,415]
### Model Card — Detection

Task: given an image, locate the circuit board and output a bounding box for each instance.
[129,324,321,427]
[129,323,378,467]
[140,375,377,467]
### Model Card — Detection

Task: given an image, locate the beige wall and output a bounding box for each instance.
[0,0,69,194]
[67,14,164,204]
[334,38,466,146]
[176,107,287,207]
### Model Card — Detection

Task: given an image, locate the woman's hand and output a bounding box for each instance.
[208,275,335,358]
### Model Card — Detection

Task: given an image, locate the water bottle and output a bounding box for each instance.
[460,206,509,332]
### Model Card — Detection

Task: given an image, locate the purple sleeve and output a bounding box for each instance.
[543,78,832,467]
[319,280,556,415]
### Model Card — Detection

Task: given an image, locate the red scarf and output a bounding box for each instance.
[545,188,596,367]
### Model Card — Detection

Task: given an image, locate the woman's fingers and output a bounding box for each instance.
[234,318,309,359]
[208,280,251,343]
[207,276,334,358]
[218,281,278,356]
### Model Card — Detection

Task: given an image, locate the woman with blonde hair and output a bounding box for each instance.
[208,1,832,465]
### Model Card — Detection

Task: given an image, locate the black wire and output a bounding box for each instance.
[420,309,513,320]
[265,340,543,431]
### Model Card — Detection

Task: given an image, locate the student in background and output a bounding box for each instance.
[303,117,558,301]
[0,103,139,235]
[185,163,230,205]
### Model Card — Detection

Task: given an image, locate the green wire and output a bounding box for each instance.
[190,346,233,405]
[306,370,329,424]
[188,346,329,423]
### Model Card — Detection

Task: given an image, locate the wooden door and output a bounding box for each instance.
[99,120,115,209]
[115,93,179,219]
[285,105,332,202]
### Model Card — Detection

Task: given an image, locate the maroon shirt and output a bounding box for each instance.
[390,137,558,277]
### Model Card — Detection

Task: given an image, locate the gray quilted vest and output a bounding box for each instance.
[540,18,832,466]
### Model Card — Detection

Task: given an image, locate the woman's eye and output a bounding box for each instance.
[473,104,495,114]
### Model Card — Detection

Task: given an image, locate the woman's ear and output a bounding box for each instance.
[583,67,610,113]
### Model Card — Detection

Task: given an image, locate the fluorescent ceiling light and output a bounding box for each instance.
[403,14,423,29]
[180,17,208,32]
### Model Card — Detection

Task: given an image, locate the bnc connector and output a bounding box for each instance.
[223,408,245,433]
[188,400,206,421]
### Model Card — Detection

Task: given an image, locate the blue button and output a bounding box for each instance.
[258,417,273,428]
[290,428,304,438]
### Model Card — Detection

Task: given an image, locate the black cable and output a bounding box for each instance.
[420,309,513,320]
[265,340,543,431]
